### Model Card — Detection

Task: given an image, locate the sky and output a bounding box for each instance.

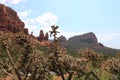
[0,0,120,49]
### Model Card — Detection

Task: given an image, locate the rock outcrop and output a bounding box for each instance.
[57,32,120,55]
[37,30,49,42]
[0,4,51,47]
[58,35,67,42]
[58,32,107,54]
[0,3,28,34]
[58,35,67,45]
[68,32,98,46]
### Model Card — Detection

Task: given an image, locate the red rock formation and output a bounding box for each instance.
[0,3,28,33]
[44,32,49,41]
[37,30,49,42]
[38,30,44,42]
[23,28,28,34]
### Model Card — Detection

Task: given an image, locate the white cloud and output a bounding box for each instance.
[59,30,83,39]
[98,33,120,42]
[0,0,27,5]
[96,33,120,49]
[36,12,58,27]
[0,0,6,4]
[26,25,40,36]
[27,12,58,36]
[18,12,58,36]
[18,10,32,19]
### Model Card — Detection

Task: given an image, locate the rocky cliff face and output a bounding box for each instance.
[58,35,67,45]
[68,32,98,46]
[58,32,105,53]
[0,3,28,34]
[58,32,120,55]
[0,4,51,47]
[37,30,49,42]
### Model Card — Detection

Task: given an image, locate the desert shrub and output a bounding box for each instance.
[103,57,120,79]
[75,48,103,80]
[0,32,51,80]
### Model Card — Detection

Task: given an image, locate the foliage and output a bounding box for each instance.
[0,25,120,80]
[0,32,50,80]
[49,26,102,80]
[103,57,120,79]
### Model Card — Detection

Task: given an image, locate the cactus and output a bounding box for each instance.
[103,57,120,79]
[0,32,50,80]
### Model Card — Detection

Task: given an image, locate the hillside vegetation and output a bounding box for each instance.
[0,3,120,80]
[0,26,120,80]
[58,32,120,56]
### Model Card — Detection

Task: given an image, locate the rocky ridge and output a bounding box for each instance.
[0,3,28,34]
[58,32,104,48]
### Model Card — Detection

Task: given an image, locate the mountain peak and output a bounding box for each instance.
[58,32,111,53]
[68,32,98,45]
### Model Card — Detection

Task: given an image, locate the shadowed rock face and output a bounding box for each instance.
[58,35,67,42]
[58,32,98,45]
[57,33,120,55]
[0,3,28,34]
[58,35,67,46]
[58,32,105,51]
[68,32,98,45]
